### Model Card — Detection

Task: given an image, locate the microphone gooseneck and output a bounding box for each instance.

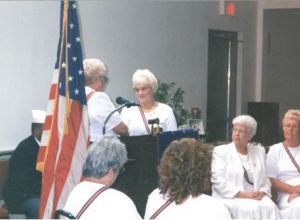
[103,97,139,135]
[115,97,140,107]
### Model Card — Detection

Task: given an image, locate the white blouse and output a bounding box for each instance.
[120,102,177,136]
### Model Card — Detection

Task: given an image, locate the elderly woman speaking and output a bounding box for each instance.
[266,109,300,219]
[120,69,177,136]
[211,115,278,219]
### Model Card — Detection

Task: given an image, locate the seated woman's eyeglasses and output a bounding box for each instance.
[232,128,248,134]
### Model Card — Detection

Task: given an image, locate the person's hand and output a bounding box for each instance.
[235,191,265,200]
[255,191,265,200]
[288,192,300,203]
[292,184,300,194]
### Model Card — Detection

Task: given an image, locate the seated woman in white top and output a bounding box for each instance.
[120,69,177,136]
[144,138,231,220]
[211,115,278,219]
[63,136,141,220]
[266,109,300,219]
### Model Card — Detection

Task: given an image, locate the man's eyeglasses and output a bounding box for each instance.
[98,75,109,84]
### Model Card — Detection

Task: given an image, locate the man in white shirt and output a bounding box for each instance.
[83,58,128,142]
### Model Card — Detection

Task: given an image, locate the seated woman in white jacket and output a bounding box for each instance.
[211,115,278,219]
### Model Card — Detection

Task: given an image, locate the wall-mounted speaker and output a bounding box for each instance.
[247,102,280,147]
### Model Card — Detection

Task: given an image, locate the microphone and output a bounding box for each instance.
[116,97,130,104]
[116,97,140,107]
[148,118,162,134]
[103,97,139,135]
[148,118,159,125]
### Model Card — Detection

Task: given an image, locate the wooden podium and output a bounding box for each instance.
[113,130,198,216]
[113,135,158,216]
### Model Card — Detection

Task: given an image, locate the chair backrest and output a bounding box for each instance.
[54,209,76,219]
[157,129,199,159]
[0,151,13,201]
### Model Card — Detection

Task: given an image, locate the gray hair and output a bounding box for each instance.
[83,58,107,86]
[82,136,127,178]
[232,115,257,138]
[132,69,158,92]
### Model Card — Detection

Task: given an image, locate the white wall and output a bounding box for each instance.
[0,1,59,150]
[262,9,300,118]
[0,1,258,149]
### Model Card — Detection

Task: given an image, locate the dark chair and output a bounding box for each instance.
[157,129,199,159]
[54,209,76,219]
[0,151,13,219]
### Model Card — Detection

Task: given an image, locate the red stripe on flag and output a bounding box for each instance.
[49,84,57,100]
[36,146,46,168]
[43,115,53,131]
[36,115,53,172]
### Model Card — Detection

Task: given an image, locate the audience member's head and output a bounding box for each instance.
[31,109,46,141]
[283,109,300,127]
[82,136,127,185]
[232,115,257,139]
[158,138,212,204]
[282,109,300,141]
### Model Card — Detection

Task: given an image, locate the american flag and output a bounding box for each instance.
[36,0,89,218]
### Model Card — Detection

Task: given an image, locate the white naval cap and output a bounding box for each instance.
[31,109,46,123]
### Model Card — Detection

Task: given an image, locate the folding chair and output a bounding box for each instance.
[54,209,76,219]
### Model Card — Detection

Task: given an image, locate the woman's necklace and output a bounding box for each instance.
[238,152,254,185]
[142,102,157,112]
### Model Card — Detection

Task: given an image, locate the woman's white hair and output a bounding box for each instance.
[83,58,107,85]
[132,69,158,92]
[232,115,257,138]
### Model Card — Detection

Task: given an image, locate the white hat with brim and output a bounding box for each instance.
[32,110,46,123]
